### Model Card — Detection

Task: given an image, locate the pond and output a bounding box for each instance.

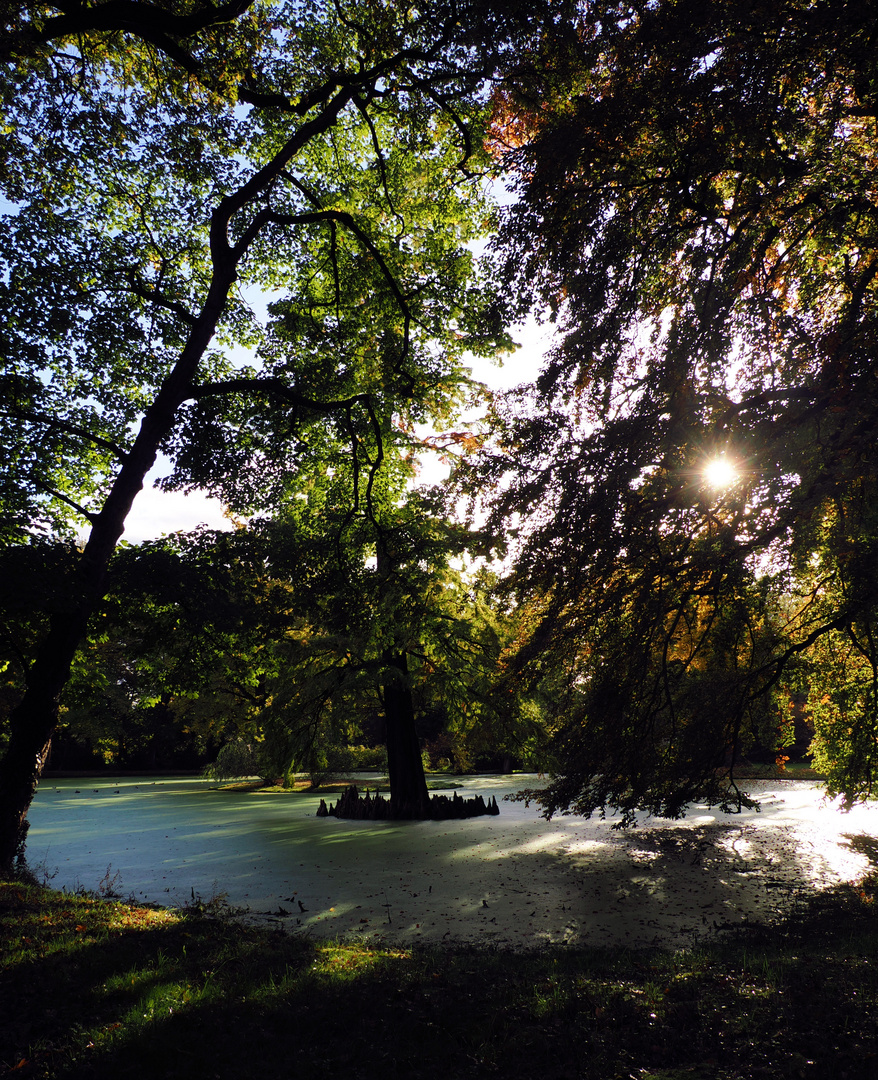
[27,773,878,950]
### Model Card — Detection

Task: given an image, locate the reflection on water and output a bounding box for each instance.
[27,774,878,950]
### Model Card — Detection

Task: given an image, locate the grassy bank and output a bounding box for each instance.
[2,877,876,1080]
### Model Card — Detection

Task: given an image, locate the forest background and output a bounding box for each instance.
[2,0,878,869]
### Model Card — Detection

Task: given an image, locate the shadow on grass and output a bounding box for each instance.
[3,870,878,1080]
[844,833,878,871]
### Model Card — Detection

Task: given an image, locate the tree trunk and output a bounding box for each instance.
[0,274,235,874]
[382,650,430,818]
[0,611,88,868]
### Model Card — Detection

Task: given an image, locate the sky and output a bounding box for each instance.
[122,317,554,543]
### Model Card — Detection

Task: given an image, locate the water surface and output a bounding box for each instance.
[28,774,878,949]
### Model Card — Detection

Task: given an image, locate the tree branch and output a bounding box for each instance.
[405,75,478,176]
[214,40,454,263]
[748,612,853,701]
[236,208,411,321]
[32,481,99,524]
[363,396,385,529]
[717,385,817,426]
[186,376,369,415]
[34,1,255,72]
[352,93,403,230]
[239,75,352,118]
[3,409,128,462]
[126,271,198,326]
[209,86,358,267]
[335,405,362,560]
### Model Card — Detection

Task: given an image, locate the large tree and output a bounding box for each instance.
[467,0,878,821]
[253,480,511,812]
[0,0,548,868]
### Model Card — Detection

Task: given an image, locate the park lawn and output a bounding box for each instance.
[1,877,877,1079]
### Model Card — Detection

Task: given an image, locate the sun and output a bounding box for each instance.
[703,457,737,489]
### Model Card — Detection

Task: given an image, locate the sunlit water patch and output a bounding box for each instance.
[26,774,878,950]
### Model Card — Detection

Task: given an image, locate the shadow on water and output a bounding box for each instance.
[24,776,878,949]
[843,832,878,870]
[484,819,845,948]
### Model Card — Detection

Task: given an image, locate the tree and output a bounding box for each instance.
[0,0,550,868]
[467,0,878,821]
[264,503,511,809]
[52,528,279,770]
[2,1,259,73]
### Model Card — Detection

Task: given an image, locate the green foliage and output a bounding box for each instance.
[468,0,878,818]
[203,740,262,780]
[1,1,519,538]
[1,9,254,538]
[248,483,517,783]
[798,487,878,806]
[0,1,568,864]
[0,540,80,753]
[58,528,294,768]
[24,505,531,783]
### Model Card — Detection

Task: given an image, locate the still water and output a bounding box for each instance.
[27,774,878,949]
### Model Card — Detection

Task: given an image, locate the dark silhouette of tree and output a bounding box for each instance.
[2,1,257,71]
[467,0,878,821]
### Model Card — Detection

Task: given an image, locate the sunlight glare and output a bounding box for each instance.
[703,457,737,489]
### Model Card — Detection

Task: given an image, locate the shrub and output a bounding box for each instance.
[203,741,261,780]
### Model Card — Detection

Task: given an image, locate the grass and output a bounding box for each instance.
[733,761,826,781]
[2,875,877,1079]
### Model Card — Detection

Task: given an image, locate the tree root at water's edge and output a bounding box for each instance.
[317,785,500,821]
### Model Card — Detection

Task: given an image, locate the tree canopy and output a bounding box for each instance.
[0,0,558,866]
[5,0,878,865]
[467,0,878,821]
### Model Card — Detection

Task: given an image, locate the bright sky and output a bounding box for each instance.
[122,483,230,544]
[122,317,553,543]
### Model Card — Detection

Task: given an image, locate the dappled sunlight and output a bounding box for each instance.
[628,848,662,864]
[562,838,611,855]
[842,832,878,871]
[313,943,411,977]
[28,774,878,950]
[448,831,574,859]
[717,832,753,859]
[788,831,872,888]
